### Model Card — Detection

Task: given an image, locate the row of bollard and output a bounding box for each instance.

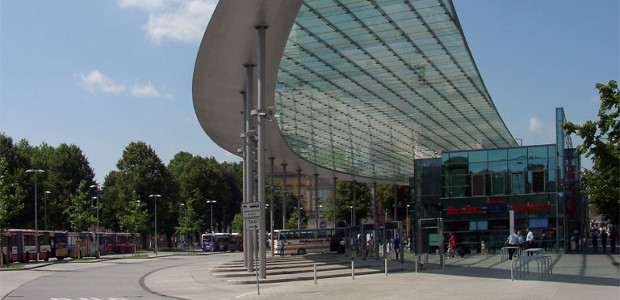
[312,259,392,284]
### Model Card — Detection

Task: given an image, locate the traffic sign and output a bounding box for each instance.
[242,203,261,218]
[245,217,261,231]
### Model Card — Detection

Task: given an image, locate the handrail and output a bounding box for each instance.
[501,246,522,262]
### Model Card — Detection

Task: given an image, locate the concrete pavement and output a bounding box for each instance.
[145,251,619,300]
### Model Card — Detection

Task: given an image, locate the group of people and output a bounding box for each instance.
[505,228,537,260]
[590,226,618,253]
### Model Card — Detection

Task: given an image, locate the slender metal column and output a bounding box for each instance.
[244,63,255,271]
[314,174,319,229]
[332,177,337,228]
[281,163,287,229]
[240,91,248,269]
[393,185,398,220]
[297,169,302,229]
[256,25,268,279]
[352,181,357,226]
[373,183,379,259]
[269,157,275,256]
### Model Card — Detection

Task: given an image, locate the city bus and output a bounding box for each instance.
[273,228,346,255]
[202,233,243,252]
[0,229,53,262]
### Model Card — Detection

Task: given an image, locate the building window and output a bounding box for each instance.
[472,174,485,196]
[512,173,525,194]
[492,173,506,195]
[531,171,545,193]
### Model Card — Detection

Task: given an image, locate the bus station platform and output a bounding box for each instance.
[145,251,620,300]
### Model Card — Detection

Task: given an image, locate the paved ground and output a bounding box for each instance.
[145,250,620,300]
[2,250,618,299]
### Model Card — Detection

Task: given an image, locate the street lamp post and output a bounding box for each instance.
[207,200,217,233]
[179,203,185,247]
[44,191,51,231]
[350,205,353,227]
[90,184,100,257]
[149,194,162,255]
[26,169,45,261]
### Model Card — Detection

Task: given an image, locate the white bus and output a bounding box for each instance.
[273,228,346,255]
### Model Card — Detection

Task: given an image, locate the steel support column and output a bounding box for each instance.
[297,169,302,229]
[255,24,268,279]
[281,163,287,229]
[243,63,255,271]
[314,174,319,229]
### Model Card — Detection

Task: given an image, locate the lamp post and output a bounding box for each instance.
[44,191,51,231]
[26,169,45,261]
[149,194,161,255]
[350,205,353,227]
[90,184,100,257]
[179,203,185,247]
[207,200,217,233]
[406,204,411,241]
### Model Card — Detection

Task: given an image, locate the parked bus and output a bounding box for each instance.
[51,231,69,260]
[202,233,243,252]
[0,229,54,262]
[111,232,139,253]
[273,228,346,255]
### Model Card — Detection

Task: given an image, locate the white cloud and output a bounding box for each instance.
[79,71,126,93]
[131,81,161,98]
[118,0,216,44]
[118,0,165,10]
[528,117,543,133]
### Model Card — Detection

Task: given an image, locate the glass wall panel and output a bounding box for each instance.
[489,161,508,172]
[448,152,468,165]
[492,173,506,195]
[469,151,487,163]
[508,160,527,172]
[511,173,525,194]
[472,174,485,196]
[547,170,557,193]
[528,146,548,159]
[528,158,547,170]
[450,175,469,187]
[508,148,527,160]
[530,171,545,193]
[488,149,507,161]
[449,187,468,198]
[469,162,487,174]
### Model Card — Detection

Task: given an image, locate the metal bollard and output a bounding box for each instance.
[385,258,388,277]
[314,264,317,284]
[351,260,355,280]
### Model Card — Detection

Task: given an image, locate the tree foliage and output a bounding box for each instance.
[325,181,372,226]
[563,80,620,224]
[66,180,99,232]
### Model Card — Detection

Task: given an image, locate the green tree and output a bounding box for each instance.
[326,181,372,226]
[66,180,98,232]
[102,142,177,244]
[176,194,201,249]
[117,191,148,255]
[287,207,308,229]
[563,80,620,224]
[376,184,411,221]
[231,213,243,234]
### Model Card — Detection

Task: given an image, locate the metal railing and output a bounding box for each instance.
[511,255,552,281]
[500,246,522,262]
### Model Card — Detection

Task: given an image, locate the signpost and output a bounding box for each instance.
[243,202,261,294]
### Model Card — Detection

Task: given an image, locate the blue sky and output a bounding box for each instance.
[1,1,618,183]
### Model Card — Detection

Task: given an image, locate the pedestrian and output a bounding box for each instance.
[393,234,401,260]
[280,241,285,257]
[610,226,618,253]
[339,238,345,254]
[590,229,599,253]
[600,229,608,253]
[480,240,488,257]
[448,234,456,258]
[516,230,524,250]
[525,228,535,255]
[506,230,519,260]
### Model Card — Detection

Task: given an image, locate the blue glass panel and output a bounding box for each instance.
[488,149,507,161]
[508,147,527,160]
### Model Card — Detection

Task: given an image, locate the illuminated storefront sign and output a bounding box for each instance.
[447,201,551,215]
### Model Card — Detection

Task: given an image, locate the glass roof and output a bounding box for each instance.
[275,0,515,183]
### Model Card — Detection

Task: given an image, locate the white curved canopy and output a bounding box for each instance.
[193,0,515,185]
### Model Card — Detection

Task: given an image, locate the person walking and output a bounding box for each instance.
[506,230,519,260]
[392,234,401,260]
[280,241,285,257]
[610,227,618,253]
[480,240,489,257]
[448,234,456,258]
[600,229,608,253]
[591,229,599,253]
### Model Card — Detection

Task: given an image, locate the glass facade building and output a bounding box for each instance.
[412,108,585,254]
